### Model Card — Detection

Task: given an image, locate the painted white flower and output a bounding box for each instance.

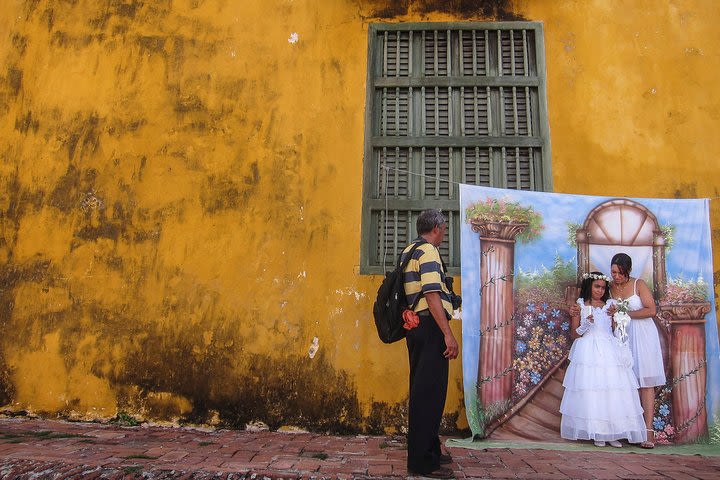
[288,32,299,44]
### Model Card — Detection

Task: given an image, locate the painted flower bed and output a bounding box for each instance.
[512,301,572,402]
[662,275,709,303]
[512,257,575,403]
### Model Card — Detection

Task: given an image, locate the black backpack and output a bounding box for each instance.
[372,241,425,344]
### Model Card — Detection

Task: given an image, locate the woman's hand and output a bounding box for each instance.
[569,303,581,317]
[607,304,617,316]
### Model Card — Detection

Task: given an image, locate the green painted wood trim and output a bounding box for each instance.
[374,77,541,88]
[360,25,381,274]
[371,136,544,148]
[373,21,545,31]
[534,22,553,192]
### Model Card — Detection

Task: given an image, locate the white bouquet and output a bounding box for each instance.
[613,298,631,344]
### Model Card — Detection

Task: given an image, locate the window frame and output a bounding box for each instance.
[360,21,552,275]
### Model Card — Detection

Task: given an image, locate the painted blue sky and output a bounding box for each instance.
[462,187,712,281]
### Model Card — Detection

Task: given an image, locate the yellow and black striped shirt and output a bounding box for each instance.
[400,239,453,317]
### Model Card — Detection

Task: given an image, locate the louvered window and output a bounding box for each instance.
[361,22,552,274]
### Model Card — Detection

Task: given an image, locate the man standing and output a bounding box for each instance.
[401,209,458,479]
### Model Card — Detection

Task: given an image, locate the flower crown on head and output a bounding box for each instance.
[582,272,611,282]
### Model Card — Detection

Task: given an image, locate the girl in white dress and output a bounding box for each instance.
[610,253,666,449]
[560,272,647,447]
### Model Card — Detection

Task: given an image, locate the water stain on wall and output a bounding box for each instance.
[108,328,364,433]
[671,182,699,199]
[360,0,526,20]
[47,165,84,214]
[15,110,39,134]
[0,259,56,403]
[366,400,407,435]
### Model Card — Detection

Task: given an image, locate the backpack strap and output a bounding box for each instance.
[398,239,428,311]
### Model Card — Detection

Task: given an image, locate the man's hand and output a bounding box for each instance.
[443,333,459,359]
[425,291,459,360]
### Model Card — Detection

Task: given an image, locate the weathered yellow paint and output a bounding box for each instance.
[0,0,718,433]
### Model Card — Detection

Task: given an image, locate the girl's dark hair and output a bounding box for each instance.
[579,271,610,302]
[611,253,633,277]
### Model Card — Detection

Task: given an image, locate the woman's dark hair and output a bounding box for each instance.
[611,253,633,277]
[579,271,610,302]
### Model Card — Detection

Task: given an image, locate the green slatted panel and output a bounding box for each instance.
[362,23,551,274]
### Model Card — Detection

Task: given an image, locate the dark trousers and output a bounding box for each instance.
[406,311,449,474]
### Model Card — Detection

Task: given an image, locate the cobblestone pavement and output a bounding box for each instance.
[0,417,719,479]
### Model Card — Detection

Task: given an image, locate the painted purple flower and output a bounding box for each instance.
[538,312,547,321]
[659,404,670,416]
[547,321,556,329]
[530,372,541,384]
[561,321,570,331]
[541,302,549,311]
[527,303,536,312]
[516,341,527,353]
[551,308,561,318]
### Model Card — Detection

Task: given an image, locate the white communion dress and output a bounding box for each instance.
[625,279,667,387]
[560,299,647,443]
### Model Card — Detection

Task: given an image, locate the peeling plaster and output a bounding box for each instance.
[308,337,319,358]
[335,288,366,301]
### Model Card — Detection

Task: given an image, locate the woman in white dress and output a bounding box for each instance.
[610,253,666,449]
[560,272,646,447]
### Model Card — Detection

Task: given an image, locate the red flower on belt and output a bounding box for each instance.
[402,309,420,330]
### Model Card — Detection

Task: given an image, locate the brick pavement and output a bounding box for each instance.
[0,417,719,479]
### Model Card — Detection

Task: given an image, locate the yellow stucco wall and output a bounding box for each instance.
[0,0,718,432]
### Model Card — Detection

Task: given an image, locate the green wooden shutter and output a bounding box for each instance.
[361,22,551,274]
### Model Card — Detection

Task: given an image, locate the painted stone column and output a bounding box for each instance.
[470,220,527,410]
[575,228,590,284]
[659,303,710,443]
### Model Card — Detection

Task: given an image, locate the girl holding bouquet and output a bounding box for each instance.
[610,253,666,449]
[560,272,646,447]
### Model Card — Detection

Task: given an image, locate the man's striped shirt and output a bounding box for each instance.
[400,239,453,317]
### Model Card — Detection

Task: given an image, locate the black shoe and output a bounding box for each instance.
[439,453,453,464]
[409,466,455,479]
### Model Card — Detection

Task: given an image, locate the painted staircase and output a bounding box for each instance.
[485,355,568,440]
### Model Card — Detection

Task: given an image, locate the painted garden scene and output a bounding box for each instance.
[459,185,720,446]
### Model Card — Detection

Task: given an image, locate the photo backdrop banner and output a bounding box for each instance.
[459,184,719,444]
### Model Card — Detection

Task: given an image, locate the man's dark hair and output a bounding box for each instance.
[416,209,446,235]
[611,253,633,277]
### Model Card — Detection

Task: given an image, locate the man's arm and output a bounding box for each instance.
[425,291,458,359]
